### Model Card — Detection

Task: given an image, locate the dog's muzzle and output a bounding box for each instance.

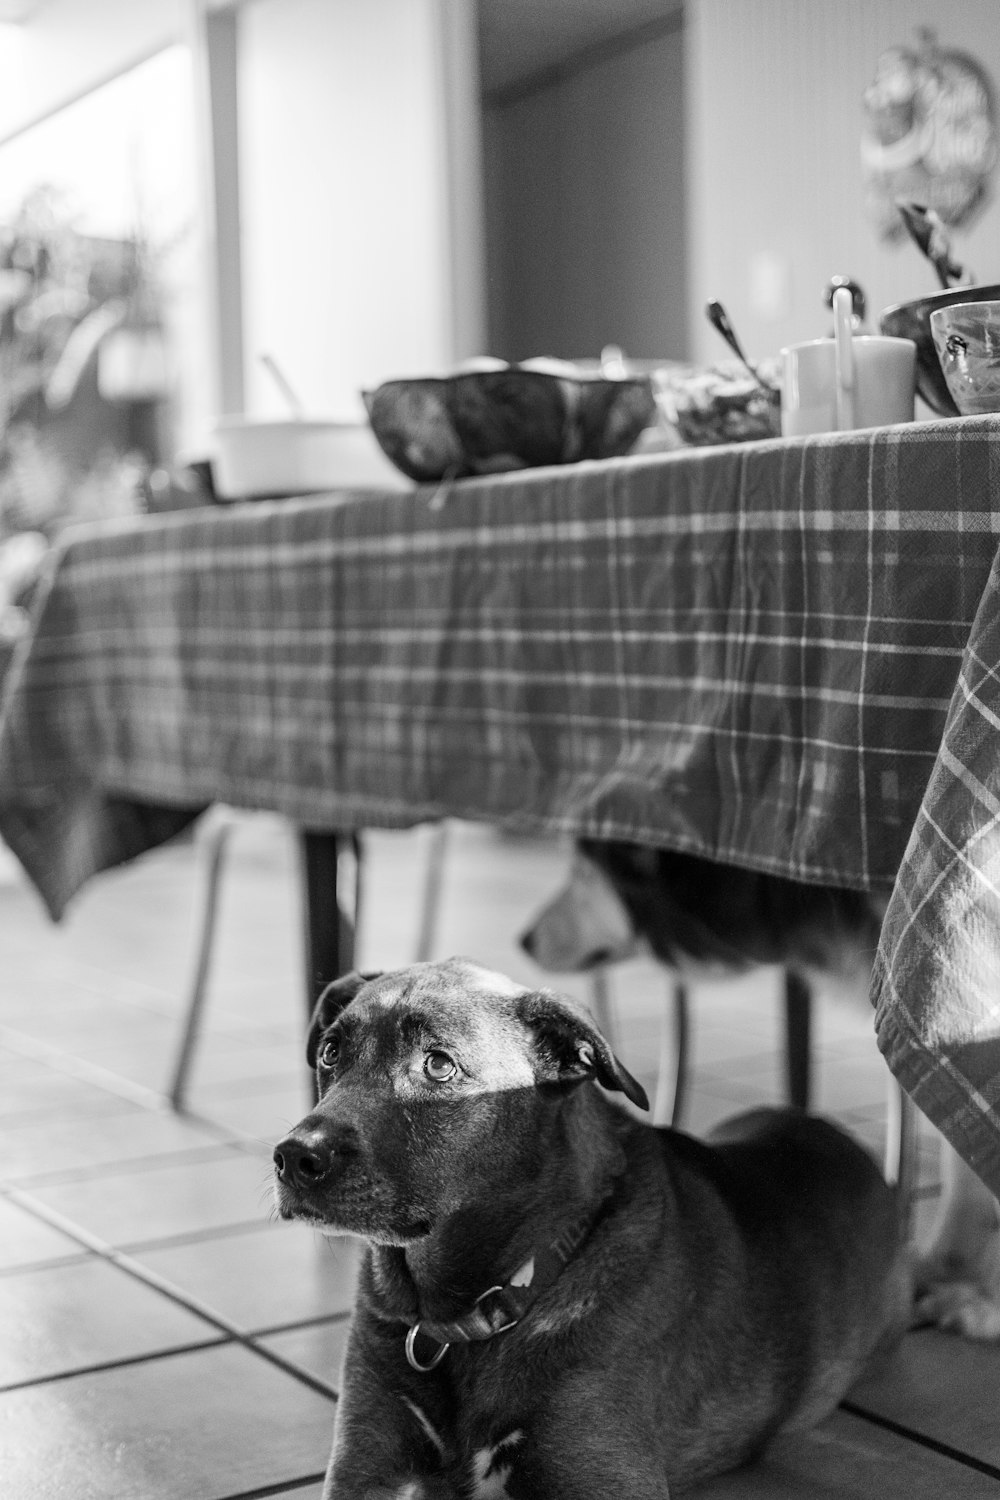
[519,857,639,972]
[273,1118,358,1194]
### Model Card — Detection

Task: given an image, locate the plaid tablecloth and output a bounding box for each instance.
[2,414,1000,1186]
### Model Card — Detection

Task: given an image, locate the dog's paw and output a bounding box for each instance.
[913,1278,1000,1340]
[913,1176,1000,1341]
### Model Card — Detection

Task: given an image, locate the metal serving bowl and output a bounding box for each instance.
[363,366,656,483]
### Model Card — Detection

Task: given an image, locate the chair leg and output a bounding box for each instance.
[167,808,238,1112]
[884,1075,919,1230]
[170,818,364,1113]
[653,981,690,1128]
[587,965,617,1048]
[352,832,365,954]
[414,822,450,962]
[783,969,812,1111]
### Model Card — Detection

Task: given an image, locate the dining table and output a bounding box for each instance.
[2,413,1000,1193]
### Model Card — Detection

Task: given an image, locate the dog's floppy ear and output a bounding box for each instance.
[306,970,383,1067]
[517,989,649,1110]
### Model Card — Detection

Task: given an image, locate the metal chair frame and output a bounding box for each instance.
[166,815,917,1208]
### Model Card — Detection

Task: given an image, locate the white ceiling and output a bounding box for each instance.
[0,0,45,19]
[478,0,683,98]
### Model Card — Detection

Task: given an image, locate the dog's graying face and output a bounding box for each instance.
[520,846,643,972]
[522,840,887,984]
[273,957,646,1246]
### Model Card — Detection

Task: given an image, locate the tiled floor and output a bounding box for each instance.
[0,817,998,1498]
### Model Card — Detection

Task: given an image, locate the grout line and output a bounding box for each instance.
[0,1253,95,1279]
[9,1137,248,1185]
[3,1188,340,1403]
[0,1096,141,1127]
[250,1309,352,1341]
[211,1474,328,1500]
[0,1184,282,1260]
[0,1019,307,1128]
[56,967,300,1035]
[4,1186,259,1310]
[0,1336,230,1395]
[0,1022,180,1110]
[0,1186,97,1274]
[113,1218,286,1256]
[0,1141,250,1191]
[840,1400,1000,1480]
[242,1336,340,1403]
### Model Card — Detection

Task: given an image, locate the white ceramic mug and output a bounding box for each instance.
[780,336,916,436]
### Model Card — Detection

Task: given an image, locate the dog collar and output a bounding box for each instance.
[404,1200,606,1373]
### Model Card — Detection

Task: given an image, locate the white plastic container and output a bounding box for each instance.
[211,417,410,499]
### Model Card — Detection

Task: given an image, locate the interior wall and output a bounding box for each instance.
[685,0,1000,367]
[483,14,687,363]
[237,0,482,421]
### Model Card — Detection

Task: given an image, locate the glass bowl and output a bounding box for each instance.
[652,359,782,446]
[929,301,1000,416]
[879,283,1000,415]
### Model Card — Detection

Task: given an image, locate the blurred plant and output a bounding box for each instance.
[0,427,148,537]
[0,183,168,544]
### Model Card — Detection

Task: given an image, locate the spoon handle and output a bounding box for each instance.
[833,286,856,431]
[705,300,777,391]
[896,201,969,289]
[260,352,306,418]
[706,300,749,361]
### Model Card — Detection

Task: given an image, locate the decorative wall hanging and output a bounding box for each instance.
[861,28,997,242]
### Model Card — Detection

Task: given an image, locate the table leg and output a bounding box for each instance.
[783,968,812,1111]
[299,830,357,1060]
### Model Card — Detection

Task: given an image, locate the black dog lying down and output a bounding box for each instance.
[521,838,885,983]
[274,960,910,1499]
[521,838,1000,1343]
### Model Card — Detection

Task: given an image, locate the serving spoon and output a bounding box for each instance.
[259,351,307,418]
[896,201,970,289]
[705,300,778,391]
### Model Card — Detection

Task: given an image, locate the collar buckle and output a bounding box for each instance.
[402,1192,614,1374]
[405,1283,520,1372]
[405,1323,450,1372]
[471,1283,520,1336]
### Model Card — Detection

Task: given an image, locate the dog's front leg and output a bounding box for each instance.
[513,1384,671,1500]
[512,1442,671,1500]
[915,1138,1000,1340]
[322,1314,459,1500]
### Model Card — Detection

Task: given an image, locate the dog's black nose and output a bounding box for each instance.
[273,1136,330,1187]
[273,1121,358,1189]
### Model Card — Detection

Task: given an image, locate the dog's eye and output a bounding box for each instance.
[317,1036,340,1069]
[423,1050,457,1083]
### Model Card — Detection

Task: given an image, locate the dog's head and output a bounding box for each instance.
[519,846,644,972]
[520,840,765,974]
[273,957,647,1246]
[521,839,886,981]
